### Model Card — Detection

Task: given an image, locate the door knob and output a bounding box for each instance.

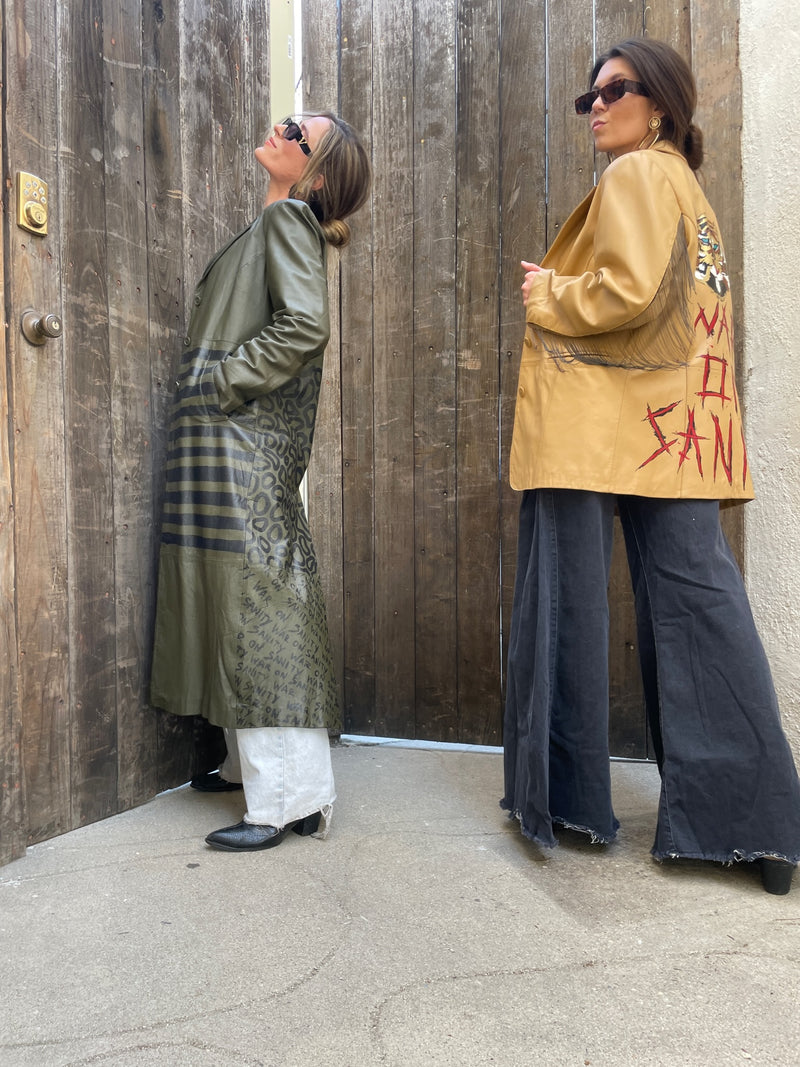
[21,310,63,346]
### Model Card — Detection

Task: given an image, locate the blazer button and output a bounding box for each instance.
[194,294,202,306]
[518,386,526,397]
[183,335,191,347]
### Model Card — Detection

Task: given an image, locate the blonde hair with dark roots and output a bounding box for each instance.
[290,112,372,248]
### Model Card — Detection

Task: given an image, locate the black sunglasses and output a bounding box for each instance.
[574,78,650,115]
[280,116,311,156]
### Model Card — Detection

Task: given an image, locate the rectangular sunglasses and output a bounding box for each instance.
[574,78,650,115]
[281,116,312,155]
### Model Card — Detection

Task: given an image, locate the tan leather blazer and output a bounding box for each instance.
[510,142,753,500]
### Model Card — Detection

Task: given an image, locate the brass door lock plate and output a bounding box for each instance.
[16,172,49,235]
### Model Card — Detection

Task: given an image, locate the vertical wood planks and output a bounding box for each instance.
[640,4,694,761]
[498,0,548,703]
[304,0,350,715]
[645,0,691,55]
[143,0,205,785]
[179,0,264,292]
[546,0,596,240]
[689,1,744,564]
[6,0,72,843]
[0,70,23,864]
[594,0,646,55]
[413,0,458,739]
[454,0,503,742]
[592,2,650,758]
[319,0,747,750]
[307,250,346,712]
[103,0,158,809]
[337,0,379,731]
[59,0,119,826]
[1,0,751,866]
[371,0,416,736]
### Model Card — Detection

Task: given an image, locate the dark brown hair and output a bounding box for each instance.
[591,38,704,170]
[290,112,372,248]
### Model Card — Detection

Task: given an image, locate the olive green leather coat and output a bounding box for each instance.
[150,199,341,731]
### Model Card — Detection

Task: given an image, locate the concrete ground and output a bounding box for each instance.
[1,740,798,1067]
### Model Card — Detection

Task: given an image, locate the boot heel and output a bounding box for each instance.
[292,811,322,837]
[761,858,795,895]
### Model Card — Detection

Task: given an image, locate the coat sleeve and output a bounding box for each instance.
[526,152,687,336]
[213,200,330,412]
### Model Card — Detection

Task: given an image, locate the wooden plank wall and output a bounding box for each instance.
[0,54,22,861]
[3,0,70,854]
[1,0,269,864]
[1,0,744,865]
[305,0,744,750]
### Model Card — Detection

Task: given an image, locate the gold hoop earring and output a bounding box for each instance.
[638,115,662,150]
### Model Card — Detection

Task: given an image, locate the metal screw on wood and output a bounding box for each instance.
[21,309,63,346]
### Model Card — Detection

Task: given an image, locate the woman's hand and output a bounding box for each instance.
[521,260,542,305]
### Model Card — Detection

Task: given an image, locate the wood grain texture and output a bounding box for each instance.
[499,0,547,706]
[181,0,272,775]
[103,0,158,808]
[304,0,347,716]
[330,0,379,732]
[371,0,416,737]
[546,0,596,240]
[454,0,503,743]
[144,0,225,787]
[60,0,119,827]
[1,0,750,865]
[143,0,199,786]
[179,0,264,293]
[413,0,458,740]
[308,251,346,714]
[592,1,650,757]
[6,0,72,844]
[594,0,646,55]
[645,0,691,54]
[0,62,23,865]
[689,0,744,567]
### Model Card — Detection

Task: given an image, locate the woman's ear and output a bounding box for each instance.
[311,173,325,192]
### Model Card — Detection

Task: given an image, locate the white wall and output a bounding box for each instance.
[740,0,800,755]
[269,0,297,123]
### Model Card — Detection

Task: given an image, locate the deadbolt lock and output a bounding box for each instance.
[16,172,49,235]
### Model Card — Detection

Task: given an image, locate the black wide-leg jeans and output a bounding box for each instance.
[502,488,800,863]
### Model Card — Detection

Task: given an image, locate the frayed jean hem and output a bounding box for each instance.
[553,817,618,845]
[652,846,800,865]
[501,801,618,849]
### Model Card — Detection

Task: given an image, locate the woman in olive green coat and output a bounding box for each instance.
[150,114,371,851]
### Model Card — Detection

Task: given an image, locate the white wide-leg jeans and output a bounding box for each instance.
[219,727,335,836]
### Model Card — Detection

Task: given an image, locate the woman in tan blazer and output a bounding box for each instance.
[502,38,800,894]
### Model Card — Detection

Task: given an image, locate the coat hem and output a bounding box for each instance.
[149,696,340,734]
[507,478,754,501]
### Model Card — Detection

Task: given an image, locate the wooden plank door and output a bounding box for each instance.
[0,0,268,866]
[305,0,745,755]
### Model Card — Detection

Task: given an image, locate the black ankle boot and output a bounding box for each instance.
[760,857,795,895]
[291,811,322,836]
